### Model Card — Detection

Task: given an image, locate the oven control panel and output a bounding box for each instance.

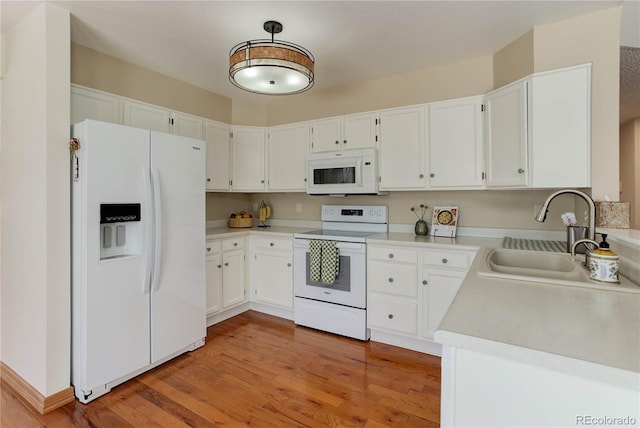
[321,205,388,224]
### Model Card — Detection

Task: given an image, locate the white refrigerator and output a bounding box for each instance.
[71,120,206,403]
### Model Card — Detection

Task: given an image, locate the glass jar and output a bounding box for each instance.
[415,220,428,236]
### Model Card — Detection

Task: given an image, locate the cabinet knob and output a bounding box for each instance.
[388,314,394,319]
[206,247,211,252]
[335,140,339,145]
[304,178,307,182]
[261,179,265,183]
[287,263,292,267]
[517,168,525,174]
[206,178,211,182]
[224,262,229,266]
[430,173,435,178]
[388,253,394,259]
[442,258,448,264]
[388,277,394,283]
[217,264,222,269]
[419,174,424,179]
[343,139,347,144]
[234,242,238,246]
[423,280,428,285]
[270,242,274,247]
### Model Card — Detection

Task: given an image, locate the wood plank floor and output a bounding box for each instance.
[1,311,441,427]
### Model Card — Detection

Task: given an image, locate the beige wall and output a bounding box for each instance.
[264,56,494,126]
[71,43,232,123]
[532,7,622,201]
[236,190,572,231]
[206,193,251,221]
[620,118,640,228]
[1,3,71,397]
[493,30,534,88]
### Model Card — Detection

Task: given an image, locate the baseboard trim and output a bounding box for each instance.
[0,362,75,414]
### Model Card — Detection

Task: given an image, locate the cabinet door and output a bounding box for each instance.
[205,120,230,190]
[343,112,377,150]
[379,106,427,190]
[421,269,465,339]
[222,249,246,308]
[253,250,293,308]
[231,126,266,191]
[428,97,484,188]
[206,250,222,315]
[529,65,591,188]
[484,81,528,187]
[71,86,122,124]
[123,100,170,133]
[311,117,342,153]
[172,112,203,139]
[267,122,309,191]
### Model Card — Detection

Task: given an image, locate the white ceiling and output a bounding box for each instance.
[1,0,635,102]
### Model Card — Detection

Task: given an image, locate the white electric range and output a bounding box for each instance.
[293,205,388,340]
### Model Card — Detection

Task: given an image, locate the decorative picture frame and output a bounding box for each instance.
[431,206,459,237]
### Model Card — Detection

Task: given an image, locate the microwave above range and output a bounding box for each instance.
[306,148,388,196]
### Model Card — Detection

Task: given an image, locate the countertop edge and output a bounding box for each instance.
[434,330,640,390]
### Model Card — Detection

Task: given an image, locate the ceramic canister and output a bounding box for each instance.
[587,248,620,283]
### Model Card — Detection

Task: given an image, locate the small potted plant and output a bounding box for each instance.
[411,204,429,236]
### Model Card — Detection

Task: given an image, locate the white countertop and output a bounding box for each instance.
[206,225,314,240]
[434,246,640,388]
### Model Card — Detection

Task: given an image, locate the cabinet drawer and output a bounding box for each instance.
[253,236,292,251]
[422,250,473,269]
[368,246,418,264]
[222,237,244,251]
[368,262,418,298]
[368,296,417,335]
[206,240,221,256]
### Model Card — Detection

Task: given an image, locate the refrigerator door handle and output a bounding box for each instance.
[151,167,163,292]
[143,166,153,294]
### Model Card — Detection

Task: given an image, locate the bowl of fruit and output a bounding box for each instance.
[228,211,253,228]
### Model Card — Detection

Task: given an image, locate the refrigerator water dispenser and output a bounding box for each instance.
[100,204,141,260]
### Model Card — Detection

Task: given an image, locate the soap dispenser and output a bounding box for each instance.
[587,234,620,283]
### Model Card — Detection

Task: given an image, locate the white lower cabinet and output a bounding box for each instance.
[205,242,222,315]
[206,237,247,316]
[251,236,294,309]
[367,242,476,354]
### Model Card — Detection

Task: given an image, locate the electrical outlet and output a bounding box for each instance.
[253,202,259,212]
[296,203,303,213]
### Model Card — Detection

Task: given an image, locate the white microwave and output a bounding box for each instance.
[306,148,387,195]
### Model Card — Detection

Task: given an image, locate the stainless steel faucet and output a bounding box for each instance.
[534,189,596,241]
[570,238,599,257]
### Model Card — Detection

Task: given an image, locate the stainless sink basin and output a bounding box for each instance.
[477,248,639,293]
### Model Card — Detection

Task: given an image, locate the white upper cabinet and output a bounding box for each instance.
[231,126,266,192]
[310,112,377,153]
[484,81,529,187]
[205,120,230,191]
[428,96,484,188]
[267,122,310,191]
[172,111,204,139]
[123,99,203,138]
[71,86,122,125]
[123,100,171,133]
[528,64,591,188]
[378,105,427,190]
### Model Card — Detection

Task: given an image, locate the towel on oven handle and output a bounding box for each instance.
[320,240,340,285]
[309,240,340,284]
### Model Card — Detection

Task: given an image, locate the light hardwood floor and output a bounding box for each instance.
[1,311,441,427]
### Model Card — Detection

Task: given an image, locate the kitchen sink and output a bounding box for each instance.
[477,248,640,293]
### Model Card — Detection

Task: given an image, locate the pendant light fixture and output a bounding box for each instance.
[229,21,314,95]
